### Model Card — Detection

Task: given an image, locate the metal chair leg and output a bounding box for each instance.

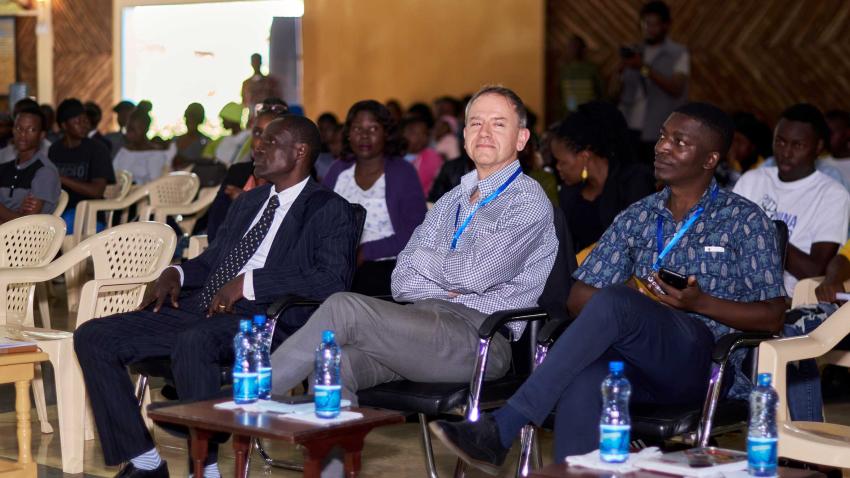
[135,374,149,407]
[418,413,440,478]
[252,437,304,471]
[516,424,536,477]
[452,458,467,478]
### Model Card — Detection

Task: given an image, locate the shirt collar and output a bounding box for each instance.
[656,178,720,218]
[460,160,522,199]
[15,150,47,169]
[268,176,309,206]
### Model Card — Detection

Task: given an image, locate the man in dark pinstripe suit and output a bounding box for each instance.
[74,115,359,478]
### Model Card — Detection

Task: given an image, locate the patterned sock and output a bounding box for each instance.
[130,448,162,471]
[203,462,221,478]
[492,404,529,449]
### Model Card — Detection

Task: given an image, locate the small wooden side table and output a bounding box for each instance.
[0,351,48,478]
[148,398,405,478]
[530,462,827,478]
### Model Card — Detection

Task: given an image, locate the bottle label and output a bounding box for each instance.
[233,371,259,404]
[257,367,272,399]
[314,384,341,417]
[599,424,630,463]
[747,436,778,477]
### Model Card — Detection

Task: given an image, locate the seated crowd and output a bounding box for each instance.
[2,80,850,478]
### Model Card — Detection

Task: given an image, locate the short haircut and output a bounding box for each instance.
[465,85,528,128]
[554,101,636,164]
[317,112,338,125]
[400,115,431,131]
[13,98,40,116]
[185,102,205,122]
[673,102,735,155]
[342,99,400,157]
[84,101,102,127]
[825,109,850,126]
[278,115,322,164]
[57,98,85,124]
[641,1,671,22]
[406,102,435,129]
[780,103,830,145]
[129,109,152,131]
[15,105,46,132]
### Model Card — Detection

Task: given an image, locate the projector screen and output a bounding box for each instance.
[120,0,302,138]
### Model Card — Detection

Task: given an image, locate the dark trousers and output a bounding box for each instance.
[507,285,715,461]
[73,297,286,465]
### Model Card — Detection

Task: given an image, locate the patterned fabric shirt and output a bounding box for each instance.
[392,160,558,338]
[575,179,786,398]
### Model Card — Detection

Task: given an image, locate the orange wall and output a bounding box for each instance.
[302,0,544,122]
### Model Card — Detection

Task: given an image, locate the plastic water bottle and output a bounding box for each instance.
[599,361,631,463]
[233,319,258,404]
[748,373,778,477]
[252,315,273,400]
[314,330,341,418]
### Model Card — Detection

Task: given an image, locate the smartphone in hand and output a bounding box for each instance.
[658,268,688,290]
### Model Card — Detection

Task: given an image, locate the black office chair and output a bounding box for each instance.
[515,220,789,476]
[129,203,367,471]
[263,205,577,478]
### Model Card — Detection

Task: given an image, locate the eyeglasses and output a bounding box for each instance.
[255,103,289,115]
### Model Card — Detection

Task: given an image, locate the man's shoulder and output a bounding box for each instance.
[664,39,689,55]
[717,188,770,220]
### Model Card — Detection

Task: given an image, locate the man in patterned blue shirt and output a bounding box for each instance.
[271,85,557,401]
[432,102,786,475]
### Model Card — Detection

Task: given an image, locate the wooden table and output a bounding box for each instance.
[147,398,405,478]
[530,463,827,478]
[0,351,48,478]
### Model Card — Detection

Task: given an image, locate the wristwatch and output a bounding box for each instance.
[640,65,651,78]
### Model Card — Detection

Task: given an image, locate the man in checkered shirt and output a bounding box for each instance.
[271,85,557,402]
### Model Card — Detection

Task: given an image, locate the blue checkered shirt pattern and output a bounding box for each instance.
[392,161,558,339]
[575,180,786,398]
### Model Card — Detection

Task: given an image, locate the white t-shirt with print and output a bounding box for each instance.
[733,166,850,294]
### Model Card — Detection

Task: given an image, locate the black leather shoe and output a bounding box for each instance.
[114,461,169,478]
[429,415,508,476]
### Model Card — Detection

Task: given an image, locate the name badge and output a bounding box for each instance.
[704,246,725,253]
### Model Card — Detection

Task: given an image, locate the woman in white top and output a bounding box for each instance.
[113,110,169,184]
[322,100,427,295]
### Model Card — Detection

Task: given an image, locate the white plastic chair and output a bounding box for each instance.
[790,276,850,368]
[0,221,177,474]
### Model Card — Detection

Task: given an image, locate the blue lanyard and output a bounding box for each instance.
[653,185,718,271]
[451,166,522,250]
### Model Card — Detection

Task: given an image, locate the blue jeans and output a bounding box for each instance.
[61,208,105,235]
[507,285,715,460]
[781,303,836,422]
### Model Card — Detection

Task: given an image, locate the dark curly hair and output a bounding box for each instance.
[553,101,636,164]
[342,100,400,157]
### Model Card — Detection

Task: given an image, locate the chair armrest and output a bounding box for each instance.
[152,188,218,223]
[536,316,573,347]
[712,331,777,364]
[477,307,548,339]
[267,294,323,319]
[76,274,162,327]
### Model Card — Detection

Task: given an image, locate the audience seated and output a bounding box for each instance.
[73,115,359,478]
[551,101,655,252]
[717,112,773,189]
[105,100,135,158]
[48,98,115,234]
[206,98,288,242]
[168,102,211,169]
[314,112,341,180]
[39,103,62,145]
[518,134,559,206]
[271,86,557,475]
[84,101,113,152]
[434,113,461,160]
[0,105,60,222]
[431,103,787,473]
[202,102,250,166]
[113,109,170,185]
[821,109,850,185]
[322,100,427,295]
[401,115,444,195]
[0,113,11,149]
[734,103,850,296]
[0,98,52,164]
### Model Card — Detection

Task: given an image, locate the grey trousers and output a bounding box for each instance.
[270,292,513,403]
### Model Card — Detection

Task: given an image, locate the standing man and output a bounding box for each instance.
[0,105,61,222]
[74,115,359,478]
[616,1,689,163]
[241,53,280,123]
[48,98,115,233]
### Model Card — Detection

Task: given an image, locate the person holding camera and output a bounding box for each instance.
[615,1,690,164]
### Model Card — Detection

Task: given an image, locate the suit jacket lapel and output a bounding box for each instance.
[266,179,319,259]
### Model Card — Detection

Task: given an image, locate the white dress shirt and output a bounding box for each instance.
[172,177,309,300]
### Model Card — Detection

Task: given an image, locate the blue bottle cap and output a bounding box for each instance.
[239,319,252,332]
[322,330,335,344]
[757,373,772,387]
[609,361,624,373]
[253,314,266,326]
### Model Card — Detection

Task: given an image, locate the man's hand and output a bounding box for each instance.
[207,274,245,317]
[815,280,846,303]
[138,267,182,312]
[19,195,44,215]
[224,185,243,200]
[654,273,706,312]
